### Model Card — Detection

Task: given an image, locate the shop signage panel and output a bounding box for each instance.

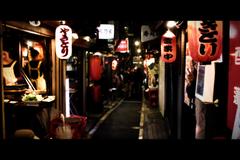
[195,62,215,103]
[115,38,129,53]
[141,25,158,42]
[232,86,240,139]
[227,21,240,131]
[98,24,114,39]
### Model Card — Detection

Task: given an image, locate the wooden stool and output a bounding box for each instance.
[14,129,39,139]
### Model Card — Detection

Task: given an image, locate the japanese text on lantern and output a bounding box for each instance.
[235,47,240,65]
[234,86,240,106]
[187,21,222,62]
[163,38,173,60]
[55,25,72,59]
[198,21,218,57]
[60,27,69,56]
[232,86,240,139]
[161,30,176,63]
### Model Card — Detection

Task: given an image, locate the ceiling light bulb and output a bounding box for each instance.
[27,41,33,47]
[167,21,177,28]
[72,33,79,39]
[83,36,91,42]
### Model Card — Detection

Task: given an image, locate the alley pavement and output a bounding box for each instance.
[85,93,170,139]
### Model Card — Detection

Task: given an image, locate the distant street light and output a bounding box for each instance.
[134,40,140,46]
[137,48,141,53]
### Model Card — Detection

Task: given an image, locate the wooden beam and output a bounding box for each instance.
[4,21,54,38]
[0,20,6,139]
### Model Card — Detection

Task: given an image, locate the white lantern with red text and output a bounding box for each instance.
[112,59,118,71]
[55,25,72,59]
[188,21,222,62]
[161,30,176,63]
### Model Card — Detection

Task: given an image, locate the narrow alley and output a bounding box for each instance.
[0,20,236,141]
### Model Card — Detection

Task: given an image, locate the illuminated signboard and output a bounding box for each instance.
[97,24,114,39]
[115,38,129,53]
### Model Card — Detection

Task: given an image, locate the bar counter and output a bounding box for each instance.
[4,95,55,139]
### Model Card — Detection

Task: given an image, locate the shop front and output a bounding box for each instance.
[0,21,59,139]
[227,21,240,139]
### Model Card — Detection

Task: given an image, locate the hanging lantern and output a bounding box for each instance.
[91,84,102,103]
[161,30,176,63]
[112,59,118,71]
[115,38,129,53]
[89,55,103,81]
[55,24,72,59]
[188,21,223,62]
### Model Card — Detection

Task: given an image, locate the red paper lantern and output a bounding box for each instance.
[89,55,103,81]
[115,38,129,53]
[161,30,176,63]
[91,84,102,103]
[188,21,223,62]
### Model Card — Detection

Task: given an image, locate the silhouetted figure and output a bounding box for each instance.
[2,50,23,85]
[186,60,197,109]
[131,66,144,100]
[27,47,46,93]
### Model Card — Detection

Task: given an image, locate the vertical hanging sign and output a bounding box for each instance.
[56,24,72,59]
[232,86,240,139]
[115,38,129,53]
[188,21,222,62]
[228,21,240,136]
[161,30,176,63]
